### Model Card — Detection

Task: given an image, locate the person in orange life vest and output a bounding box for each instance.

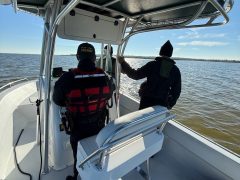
[53,43,113,180]
[118,40,181,110]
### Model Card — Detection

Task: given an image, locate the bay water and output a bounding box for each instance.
[0,53,239,155]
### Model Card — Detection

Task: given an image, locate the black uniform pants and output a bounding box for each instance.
[139,96,167,110]
[70,135,80,177]
[69,122,104,177]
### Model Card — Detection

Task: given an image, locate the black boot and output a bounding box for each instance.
[66,175,77,180]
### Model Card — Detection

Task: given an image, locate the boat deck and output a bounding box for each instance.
[5,92,77,180]
[5,91,208,180]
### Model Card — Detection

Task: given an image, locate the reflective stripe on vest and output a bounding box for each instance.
[75,74,106,79]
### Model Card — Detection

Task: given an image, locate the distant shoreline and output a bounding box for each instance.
[112,55,240,63]
[124,55,240,63]
[0,53,239,63]
[123,55,240,63]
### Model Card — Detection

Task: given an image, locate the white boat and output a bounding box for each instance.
[0,0,239,180]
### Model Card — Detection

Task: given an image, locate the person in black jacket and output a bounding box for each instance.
[118,40,181,110]
[53,43,113,180]
[96,45,116,79]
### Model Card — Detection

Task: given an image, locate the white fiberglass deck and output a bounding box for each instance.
[1,83,77,180]
[4,92,204,180]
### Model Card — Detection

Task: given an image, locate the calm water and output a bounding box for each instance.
[0,53,240,155]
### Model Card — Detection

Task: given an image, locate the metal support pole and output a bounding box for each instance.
[42,0,62,174]
[105,44,112,73]
[122,16,143,55]
[12,0,18,13]
[101,43,104,68]
[146,159,151,180]
[116,18,129,117]
[36,6,51,145]
[42,0,82,174]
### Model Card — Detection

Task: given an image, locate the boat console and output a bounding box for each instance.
[48,66,119,170]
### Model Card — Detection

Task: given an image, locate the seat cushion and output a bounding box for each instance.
[78,135,98,156]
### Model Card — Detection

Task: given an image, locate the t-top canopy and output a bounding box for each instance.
[2,0,234,42]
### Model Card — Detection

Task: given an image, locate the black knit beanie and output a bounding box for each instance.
[159,40,173,57]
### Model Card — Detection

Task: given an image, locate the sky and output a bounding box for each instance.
[0,2,239,60]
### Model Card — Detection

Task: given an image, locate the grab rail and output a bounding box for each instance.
[78,113,175,169]
[0,78,31,92]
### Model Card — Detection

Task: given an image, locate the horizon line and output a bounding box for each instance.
[0,52,239,62]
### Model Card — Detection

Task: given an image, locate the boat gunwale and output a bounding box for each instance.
[0,78,36,92]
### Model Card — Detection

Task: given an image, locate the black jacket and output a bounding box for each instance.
[121,57,181,109]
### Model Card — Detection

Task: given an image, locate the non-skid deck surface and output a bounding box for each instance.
[5,92,79,180]
[7,93,206,180]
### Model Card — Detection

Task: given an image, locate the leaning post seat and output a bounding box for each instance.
[76,106,175,180]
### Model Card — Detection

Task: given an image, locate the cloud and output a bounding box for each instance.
[192,48,200,51]
[178,31,199,39]
[174,48,182,52]
[178,32,225,39]
[202,33,225,38]
[177,41,228,47]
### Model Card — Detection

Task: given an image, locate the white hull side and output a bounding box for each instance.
[120,93,240,180]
